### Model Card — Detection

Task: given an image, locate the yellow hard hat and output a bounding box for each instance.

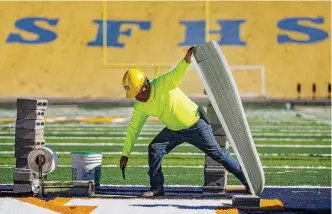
[122,69,146,98]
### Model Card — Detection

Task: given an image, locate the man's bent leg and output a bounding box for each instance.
[148,127,182,193]
[184,119,249,188]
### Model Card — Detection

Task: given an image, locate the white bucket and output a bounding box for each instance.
[71,152,102,189]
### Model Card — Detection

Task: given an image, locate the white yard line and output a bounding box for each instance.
[101,184,332,188]
[250,129,331,133]
[0,123,330,129]
[264,185,332,188]
[2,126,330,132]
[0,164,330,169]
[0,123,165,128]
[1,183,329,189]
[255,133,331,137]
[0,142,330,148]
[9,127,165,132]
[0,118,330,125]
[2,127,330,133]
[0,131,160,136]
[255,144,331,148]
[0,135,330,142]
[0,136,153,140]
[0,151,330,156]
[0,131,330,137]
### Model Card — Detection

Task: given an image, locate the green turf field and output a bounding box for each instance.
[0,106,330,186]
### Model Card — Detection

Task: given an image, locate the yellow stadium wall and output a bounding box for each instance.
[0,1,330,99]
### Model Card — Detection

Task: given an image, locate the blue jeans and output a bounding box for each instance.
[148,118,249,192]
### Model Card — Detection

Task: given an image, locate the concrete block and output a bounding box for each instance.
[15,147,34,158]
[204,168,227,183]
[211,125,226,136]
[204,167,227,174]
[15,138,45,148]
[202,186,225,194]
[204,173,227,187]
[15,119,45,130]
[14,168,31,181]
[208,116,221,126]
[214,136,228,148]
[14,168,30,173]
[15,128,44,140]
[13,183,32,193]
[207,104,222,126]
[16,158,29,169]
[204,154,228,190]
[17,109,45,120]
[16,98,48,110]
[205,155,226,167]
[232,195,260,207]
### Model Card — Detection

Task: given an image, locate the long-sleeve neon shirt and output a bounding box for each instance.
[122,59,201,157]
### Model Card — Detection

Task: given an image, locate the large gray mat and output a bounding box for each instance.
[192,41,265,195]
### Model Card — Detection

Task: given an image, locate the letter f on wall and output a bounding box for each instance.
[87,20,151,47]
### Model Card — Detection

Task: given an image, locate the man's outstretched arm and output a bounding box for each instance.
[122,107,148,157]
[120,107,148,169]
[158,46,194,89]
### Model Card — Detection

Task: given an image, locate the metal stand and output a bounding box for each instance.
[31,154,45,198]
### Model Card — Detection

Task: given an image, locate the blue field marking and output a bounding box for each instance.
[260,187,331,213]
[239,211,296,214]
[0,185,11,191]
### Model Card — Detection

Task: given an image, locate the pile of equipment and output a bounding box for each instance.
[12,98,95,198]
[13,98,48,193]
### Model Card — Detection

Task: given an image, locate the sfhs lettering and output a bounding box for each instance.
[6,17,329,46]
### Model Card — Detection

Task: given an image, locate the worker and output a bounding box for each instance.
[120,46,250,197]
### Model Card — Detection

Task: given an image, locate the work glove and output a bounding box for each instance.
[120,156,128,168]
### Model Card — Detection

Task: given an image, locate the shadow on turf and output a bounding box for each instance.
[131,204,331,213]
[130,204,231,210]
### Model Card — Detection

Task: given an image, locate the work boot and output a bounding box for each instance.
[141,190,165,197]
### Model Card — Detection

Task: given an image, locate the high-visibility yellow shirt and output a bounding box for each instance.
[122,59,200,157]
